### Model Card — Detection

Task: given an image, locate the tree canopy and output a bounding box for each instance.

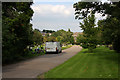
[77,13,98,52]
[45,29,74,45]
[74,1,120,53]
[2,2,34,63]
[33,29,43,45]
[43,29,55,33]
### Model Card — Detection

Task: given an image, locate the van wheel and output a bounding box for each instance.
[56,50,59,54]
[60,50,62,53]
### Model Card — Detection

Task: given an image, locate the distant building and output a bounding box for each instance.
[41,32,46,36]
[72,32,83,42]
[41,32,52,37]
[48,33,52,36]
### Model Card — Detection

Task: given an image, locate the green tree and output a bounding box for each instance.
[43,29,55,33]
[76,34,84,45]
[47,36,57,42]
[45,33,50,37]
[56,36,63,43]
[68,28,71,32]
[66,31,74,44]
[43,33,51,42]
[97,19,112,45]
[51,29,74,45]
[2,2,34,64]
[33,29,43,45]
[98,17,120,52]
[73,1,120,53]
[79,13,98,52]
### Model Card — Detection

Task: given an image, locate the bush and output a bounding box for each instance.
[113,39,120,53]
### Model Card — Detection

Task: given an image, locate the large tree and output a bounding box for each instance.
[2,2,34,63]
[79,13,98,52]
[73,1,120,53]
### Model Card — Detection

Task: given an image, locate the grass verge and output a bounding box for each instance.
[42,46,118,78]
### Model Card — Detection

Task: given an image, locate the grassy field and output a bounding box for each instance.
[62,45,72,50]
[44,46,118,78]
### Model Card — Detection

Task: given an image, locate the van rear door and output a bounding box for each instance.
[45,42,57,52]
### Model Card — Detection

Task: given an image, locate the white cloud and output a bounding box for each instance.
[31,4,73,16]
[31,3,107,32]
[33,0,77,3]
[95,12,107,20]
[30,3,82,32]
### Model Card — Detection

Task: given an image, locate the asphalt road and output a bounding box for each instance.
[2,45,82,78]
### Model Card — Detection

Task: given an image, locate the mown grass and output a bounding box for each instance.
[62,45,72,50]
[44,46,118,78]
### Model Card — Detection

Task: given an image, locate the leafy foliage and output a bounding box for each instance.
[43,29,74,45]
[78,13,98,52]
[2,2,34,64]
[47,36,57,42]
[43,29,55,33]
[51,29,74,45]
[33,29,43,45]
[74,1,120,53]
[98,17,120,52]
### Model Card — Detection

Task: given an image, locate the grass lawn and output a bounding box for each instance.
[62,45,72,50]
[44,46,118,78]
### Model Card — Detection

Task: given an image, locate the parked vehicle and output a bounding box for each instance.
[45,42,62,53]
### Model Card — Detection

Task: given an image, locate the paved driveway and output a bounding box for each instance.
[2,45,82,78]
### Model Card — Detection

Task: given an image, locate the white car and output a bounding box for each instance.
[45,42,62,53]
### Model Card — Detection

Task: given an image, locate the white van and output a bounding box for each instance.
[45,42,62,53]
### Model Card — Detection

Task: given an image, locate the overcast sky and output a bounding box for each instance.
[31,0,107,32]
